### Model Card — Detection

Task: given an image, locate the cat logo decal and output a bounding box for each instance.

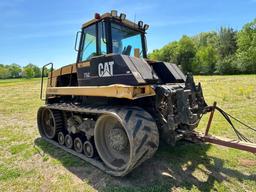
[98,61,114,77]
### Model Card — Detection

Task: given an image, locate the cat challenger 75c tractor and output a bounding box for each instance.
[37,11,256,176]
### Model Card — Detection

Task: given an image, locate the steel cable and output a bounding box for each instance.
[213,106,255,143]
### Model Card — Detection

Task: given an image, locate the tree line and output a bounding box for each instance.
[1,18,255,79]
[149,18,256,75]
[0,63,50,79]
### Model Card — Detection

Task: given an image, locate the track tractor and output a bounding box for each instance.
[38,11,255,176]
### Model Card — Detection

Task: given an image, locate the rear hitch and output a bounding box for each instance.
[193,102,256,153]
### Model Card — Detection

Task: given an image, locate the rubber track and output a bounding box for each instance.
[37,103,159,176]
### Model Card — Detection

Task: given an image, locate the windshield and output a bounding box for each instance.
[111,23,143,57]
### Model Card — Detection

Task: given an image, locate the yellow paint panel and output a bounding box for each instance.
[78,62,90,68]
[46,85,155,100]
[49,63,77,78]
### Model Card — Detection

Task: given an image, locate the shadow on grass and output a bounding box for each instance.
[34,137,256,192]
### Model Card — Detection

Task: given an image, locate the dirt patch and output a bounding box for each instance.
[239,159,256,167]
[65,157,173,190]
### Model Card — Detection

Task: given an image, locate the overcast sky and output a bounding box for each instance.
[0,0,255,68]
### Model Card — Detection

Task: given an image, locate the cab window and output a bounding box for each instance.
[80,24,97,61]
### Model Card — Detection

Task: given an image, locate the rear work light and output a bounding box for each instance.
[95,13,101,19]
[111,10,118,17]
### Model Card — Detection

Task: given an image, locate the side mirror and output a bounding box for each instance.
[74,31,82,52]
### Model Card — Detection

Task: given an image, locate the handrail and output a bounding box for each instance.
[40,62,53,101]
[74,31,81,52]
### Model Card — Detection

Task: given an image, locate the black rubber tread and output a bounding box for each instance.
[52,110,63,134]
[37,103,159,176]
[111,107,159,173]
[37,107,45,137]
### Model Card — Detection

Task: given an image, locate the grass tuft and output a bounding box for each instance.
[0,165,21,181]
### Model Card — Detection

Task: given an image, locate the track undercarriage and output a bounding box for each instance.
[37,103,159,176]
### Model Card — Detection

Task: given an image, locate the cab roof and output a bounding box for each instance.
[81,12,146,32]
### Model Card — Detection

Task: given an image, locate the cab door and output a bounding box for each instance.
[76,22,107,86]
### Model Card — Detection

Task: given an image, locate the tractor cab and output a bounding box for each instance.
[76,10,149,63]
[74,11,186,87]
[75,11,157,86]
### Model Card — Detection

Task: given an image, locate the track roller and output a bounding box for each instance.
[65,134,73,149]
[83,141,95,158]
[74,137,83,153]
[58,132,65,145]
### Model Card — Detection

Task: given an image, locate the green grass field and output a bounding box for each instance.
[0,76,255,192]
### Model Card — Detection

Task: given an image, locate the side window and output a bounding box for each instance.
[80,25,97,61]
[98,22,107,55]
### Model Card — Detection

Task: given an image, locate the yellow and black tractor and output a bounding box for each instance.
[37,11,207,176]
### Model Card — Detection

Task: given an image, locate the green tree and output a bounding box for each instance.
[193,32,218,49]
[158,44,172,62]
[193,46,218,74]
[22,65,35,78]
[216,55,238,74]
[217,27,237,58]
[164,41,179,63]
[148,49,161,61]
[8,63,22,78]
[32,65,41,77]
[177,35,196,73]
[149,41,179,63]
[0,66,10,79]
[22,63,41,78]
[148,19,256,75]
[236,18,256,73]
[29,63,41,77]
